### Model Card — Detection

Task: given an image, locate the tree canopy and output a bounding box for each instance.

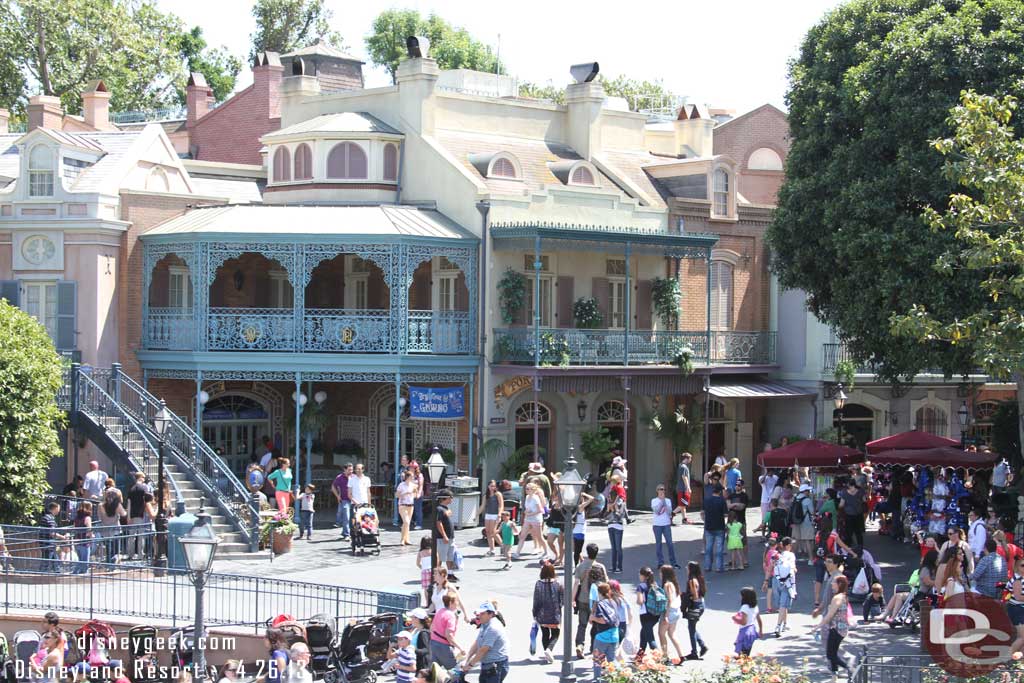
[249,0,343,62]
[766,0,1024,383]
[518,75,678,112]
[0,301,65,524]
[0,0,241,116]
[365,9,503,84]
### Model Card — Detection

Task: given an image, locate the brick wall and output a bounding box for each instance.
[713,104,789,206]
[189,64,283,165]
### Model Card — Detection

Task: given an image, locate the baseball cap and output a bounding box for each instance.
[406,607,428,621]
[396,631,412,641]
[475,601,497,615]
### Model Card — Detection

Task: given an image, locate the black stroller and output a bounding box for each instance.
[171,626,216,680]
[350,504,381,556]
[323,613,399,683]
[304,614,337,680]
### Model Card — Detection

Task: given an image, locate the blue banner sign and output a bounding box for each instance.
[409,386,465,420]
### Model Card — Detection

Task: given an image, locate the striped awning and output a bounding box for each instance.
[708,381,814,399]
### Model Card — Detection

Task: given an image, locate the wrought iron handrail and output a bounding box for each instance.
[75,370,183,507]
[112,370,256,548]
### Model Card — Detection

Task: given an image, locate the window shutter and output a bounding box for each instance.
[592,277,609,325]
[635,279,652,329]
[151,267,170,307]
[455,272,468,310]
[556,276,574,328]
[56,280,76,351]
[0,280,19,307]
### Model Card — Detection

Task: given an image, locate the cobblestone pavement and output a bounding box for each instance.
[213,509,923,681]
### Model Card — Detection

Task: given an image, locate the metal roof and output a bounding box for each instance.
[490,221,716,257]
[708,381,814,399]
[142,204,476,241]
[264,112,402,139]
[281,41,364,63]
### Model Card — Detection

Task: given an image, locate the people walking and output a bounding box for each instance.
[429,591,464,669]
[727,479,750,567]
[733,587,762,656]
[589,582,621,680]
[635,567,663,657]
[462,602,510,683]
[606,484,627,574]
[532,562,563,664]
[97,489,125,563]
[410,461,425,530]
[761,536,780,613]
[651,485,679,569]
[267,458,294,512]
[498,511,518,569]
[514,483,547,559]
[772,537,797,636]
[396,470,418,545]
[683,562,707,660]
[820,575,853,682]
[433,490,458,576]
[332,464,352,538]
[657,564,685,664]
[839,480,866,548]
[572,492,594,565]
[72,501,94,573]
[573,543,606,658]
[417,537,433,607]
[348,463,371,507]
[758,466,778,520]
[672,453,693,524]
[296,484,315,540]
[481,480,504,556]
[703,484,727,573]
[726,511,744,571]
[793,483,816,563]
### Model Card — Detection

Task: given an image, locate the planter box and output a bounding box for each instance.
[272,530,293,555]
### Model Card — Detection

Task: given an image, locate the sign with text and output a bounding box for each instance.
[409,386,465,420]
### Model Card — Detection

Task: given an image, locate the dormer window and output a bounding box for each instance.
[383,143,398,181]
[29,145,54,197]
[327,142,368,179]
[488,155,519,179]
[712,168,731,217]
[273,147,291,182]
[570,164,596,186]
[294,144,312,180]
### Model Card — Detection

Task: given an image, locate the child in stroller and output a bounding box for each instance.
[350,505,381,556]
[323,613,398,683]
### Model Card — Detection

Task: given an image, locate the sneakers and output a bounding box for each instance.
[502,562,511,570]
[544,649,554,664]
[575,644,584,660]
[699,644,708,658]
[774,624,783,636]
[512,552,521,560]
[485,550,495,557]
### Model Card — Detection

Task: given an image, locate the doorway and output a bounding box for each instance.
[515,401,552,469]
[597,400,637,505]
[201,395,270,476]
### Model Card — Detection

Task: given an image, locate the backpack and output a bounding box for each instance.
[769,508,789,536]
[645,585,668,616]
[790,496,807,525]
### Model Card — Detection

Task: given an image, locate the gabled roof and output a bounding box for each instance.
[713,103,787,131]
[30,127,105,153]
[281,40,364,64]
[594,150,668,208]
[263,112,401,140]
[0,134,21,180]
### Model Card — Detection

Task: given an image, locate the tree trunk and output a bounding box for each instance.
[36,16,51,95]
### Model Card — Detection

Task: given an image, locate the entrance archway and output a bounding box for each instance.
[201,394,270,476]
[514,401,553,469]
[597,399,637,505]
[835,403,874,449]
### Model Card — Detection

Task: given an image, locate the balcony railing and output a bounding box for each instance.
[493,328,776,366]
[144,307,475,354]
[822,343,985,378]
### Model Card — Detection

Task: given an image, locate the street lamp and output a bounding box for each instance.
[957,401,969,448]
[152,400,172,568]
[576,399,587,423]
[833,384,847,447]
[425,447,447,607]
[179,505,221,683]
[555,443,585,683]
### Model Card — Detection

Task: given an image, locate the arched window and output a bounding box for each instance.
[709,260,733,330]
[712,168,730,216]
[146,167,170,192]
[972,401,1000,445]
[570,165,595,185]
[383,143,398,181]
[272,146,291,182]
[596,400,626,422]
[327,142,368,179]
[833,403,875,449]
[29,145,54,196]
[708,399,727,421]
[489,156,518,179]
[915,405,949,438]
[293,143,312,180]
[747,147,783,171]
[515,401,551,425]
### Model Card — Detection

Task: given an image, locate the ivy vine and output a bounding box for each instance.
[497,268,527,324]
[651,277,682,329]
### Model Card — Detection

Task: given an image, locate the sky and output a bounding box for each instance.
[159,0,846,115]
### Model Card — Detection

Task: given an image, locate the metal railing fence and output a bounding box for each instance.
[852,653,1022,683]
[1,522,159,568]
[2,561,417,633]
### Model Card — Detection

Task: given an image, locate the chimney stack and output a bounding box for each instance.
[0,109,8,134]
[82,80,111,130]
[254,52,284,120]
[27,95,64,131]
[565,80,604,160]
[186,72,213,128]
[395,57,439,136]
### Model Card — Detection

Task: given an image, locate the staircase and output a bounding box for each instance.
[67,365,263,560]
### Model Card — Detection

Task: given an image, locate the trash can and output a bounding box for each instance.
[167,513,197,570]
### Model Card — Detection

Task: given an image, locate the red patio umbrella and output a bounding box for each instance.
[868,446,998,469]
[865,430,959,455]
[757,439,863,468]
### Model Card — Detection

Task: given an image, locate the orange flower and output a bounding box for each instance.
[1013,652,1023,661]
[770,676,782,683]
[742,667,751,674]
[723,654,732,663]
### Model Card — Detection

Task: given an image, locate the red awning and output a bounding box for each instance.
[865,430,959,454]
[868,446,998,469]
[757,439,864,468]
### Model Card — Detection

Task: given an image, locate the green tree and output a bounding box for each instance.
[599,74,677,113]
[365,9,503,84]
[0,0,189,115]
[517,81,563,104]
[0,301,64,524]
[891,90,1024,457]
[249,0,343,62]
[766,0,1024,383]
[173,26,241,104]
[992,402,1021,470]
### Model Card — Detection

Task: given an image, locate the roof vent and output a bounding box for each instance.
[570,62,599,84]
[406,36,430,59]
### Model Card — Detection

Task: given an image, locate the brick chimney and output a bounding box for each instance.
[186,72,213,128]
[27,95,64,131]
[0,109,8,134]
[82,80,111,130]
[254,52,284,121]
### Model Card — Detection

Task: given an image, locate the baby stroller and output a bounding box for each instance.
[887,583,922,633]
[128,625,160,681]
[12,631,38,683]
[0,632,14,683]
[75,620,123,679]
[350,504,381,556]
[324,613,399,683]
[171,626,216,680]
[304,613,337,680]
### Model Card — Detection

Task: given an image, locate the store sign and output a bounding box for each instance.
[409,386,465,420]
[493,375,533,407]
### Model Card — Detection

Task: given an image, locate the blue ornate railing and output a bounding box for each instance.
[304,308,390,352]
[408,310,473,353]
[148,307,195,350]
[208,307,296,351]
[492,328,776,366]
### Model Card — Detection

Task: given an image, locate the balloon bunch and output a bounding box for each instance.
[947,471,969,529]
[911,466,933,528]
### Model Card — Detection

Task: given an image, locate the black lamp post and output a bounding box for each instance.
[426,447,447,608]
[153,400,171,568]
[957,401,969,448]
[555,444,585,683]
[833,384,847,447]
[179,505,220,683]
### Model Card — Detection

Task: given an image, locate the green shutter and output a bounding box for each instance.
[56,280,76,350]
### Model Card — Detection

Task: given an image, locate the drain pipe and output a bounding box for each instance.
[475,200,490,479]
[395,141,406,203]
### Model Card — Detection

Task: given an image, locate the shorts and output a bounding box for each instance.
[484,513,499,522]
[436,538,455,563]
[665,607,682,624]
[773,577,794,609]
[814,558,826,583]
[1009,603,1024,626]
[677,491,691,507]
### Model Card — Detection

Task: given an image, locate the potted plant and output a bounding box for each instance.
[260,510,298,554]
[539,332,571,367]
[579,426,620,473]
[573,297,603,329]
[651,277,682,329]
[497,269,527,324]
[332,438,364,465]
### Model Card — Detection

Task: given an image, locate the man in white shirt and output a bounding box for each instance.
[967,508,987,560]
[992,459,1010,491]
[348,463,371,506]
[651,485,679,568]
[82,460,107,500]
[758,465,778,519]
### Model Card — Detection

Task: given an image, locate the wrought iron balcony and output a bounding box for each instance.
[492,328,776,366]
[144,307,475,354]
[822,343,986,378]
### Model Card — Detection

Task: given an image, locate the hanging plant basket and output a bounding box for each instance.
[497,269,527,324]
[651,277,682,329]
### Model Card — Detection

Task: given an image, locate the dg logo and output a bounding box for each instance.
[924,592,1018,676]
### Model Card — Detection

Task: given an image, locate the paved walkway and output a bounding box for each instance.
[214,510,923,681]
